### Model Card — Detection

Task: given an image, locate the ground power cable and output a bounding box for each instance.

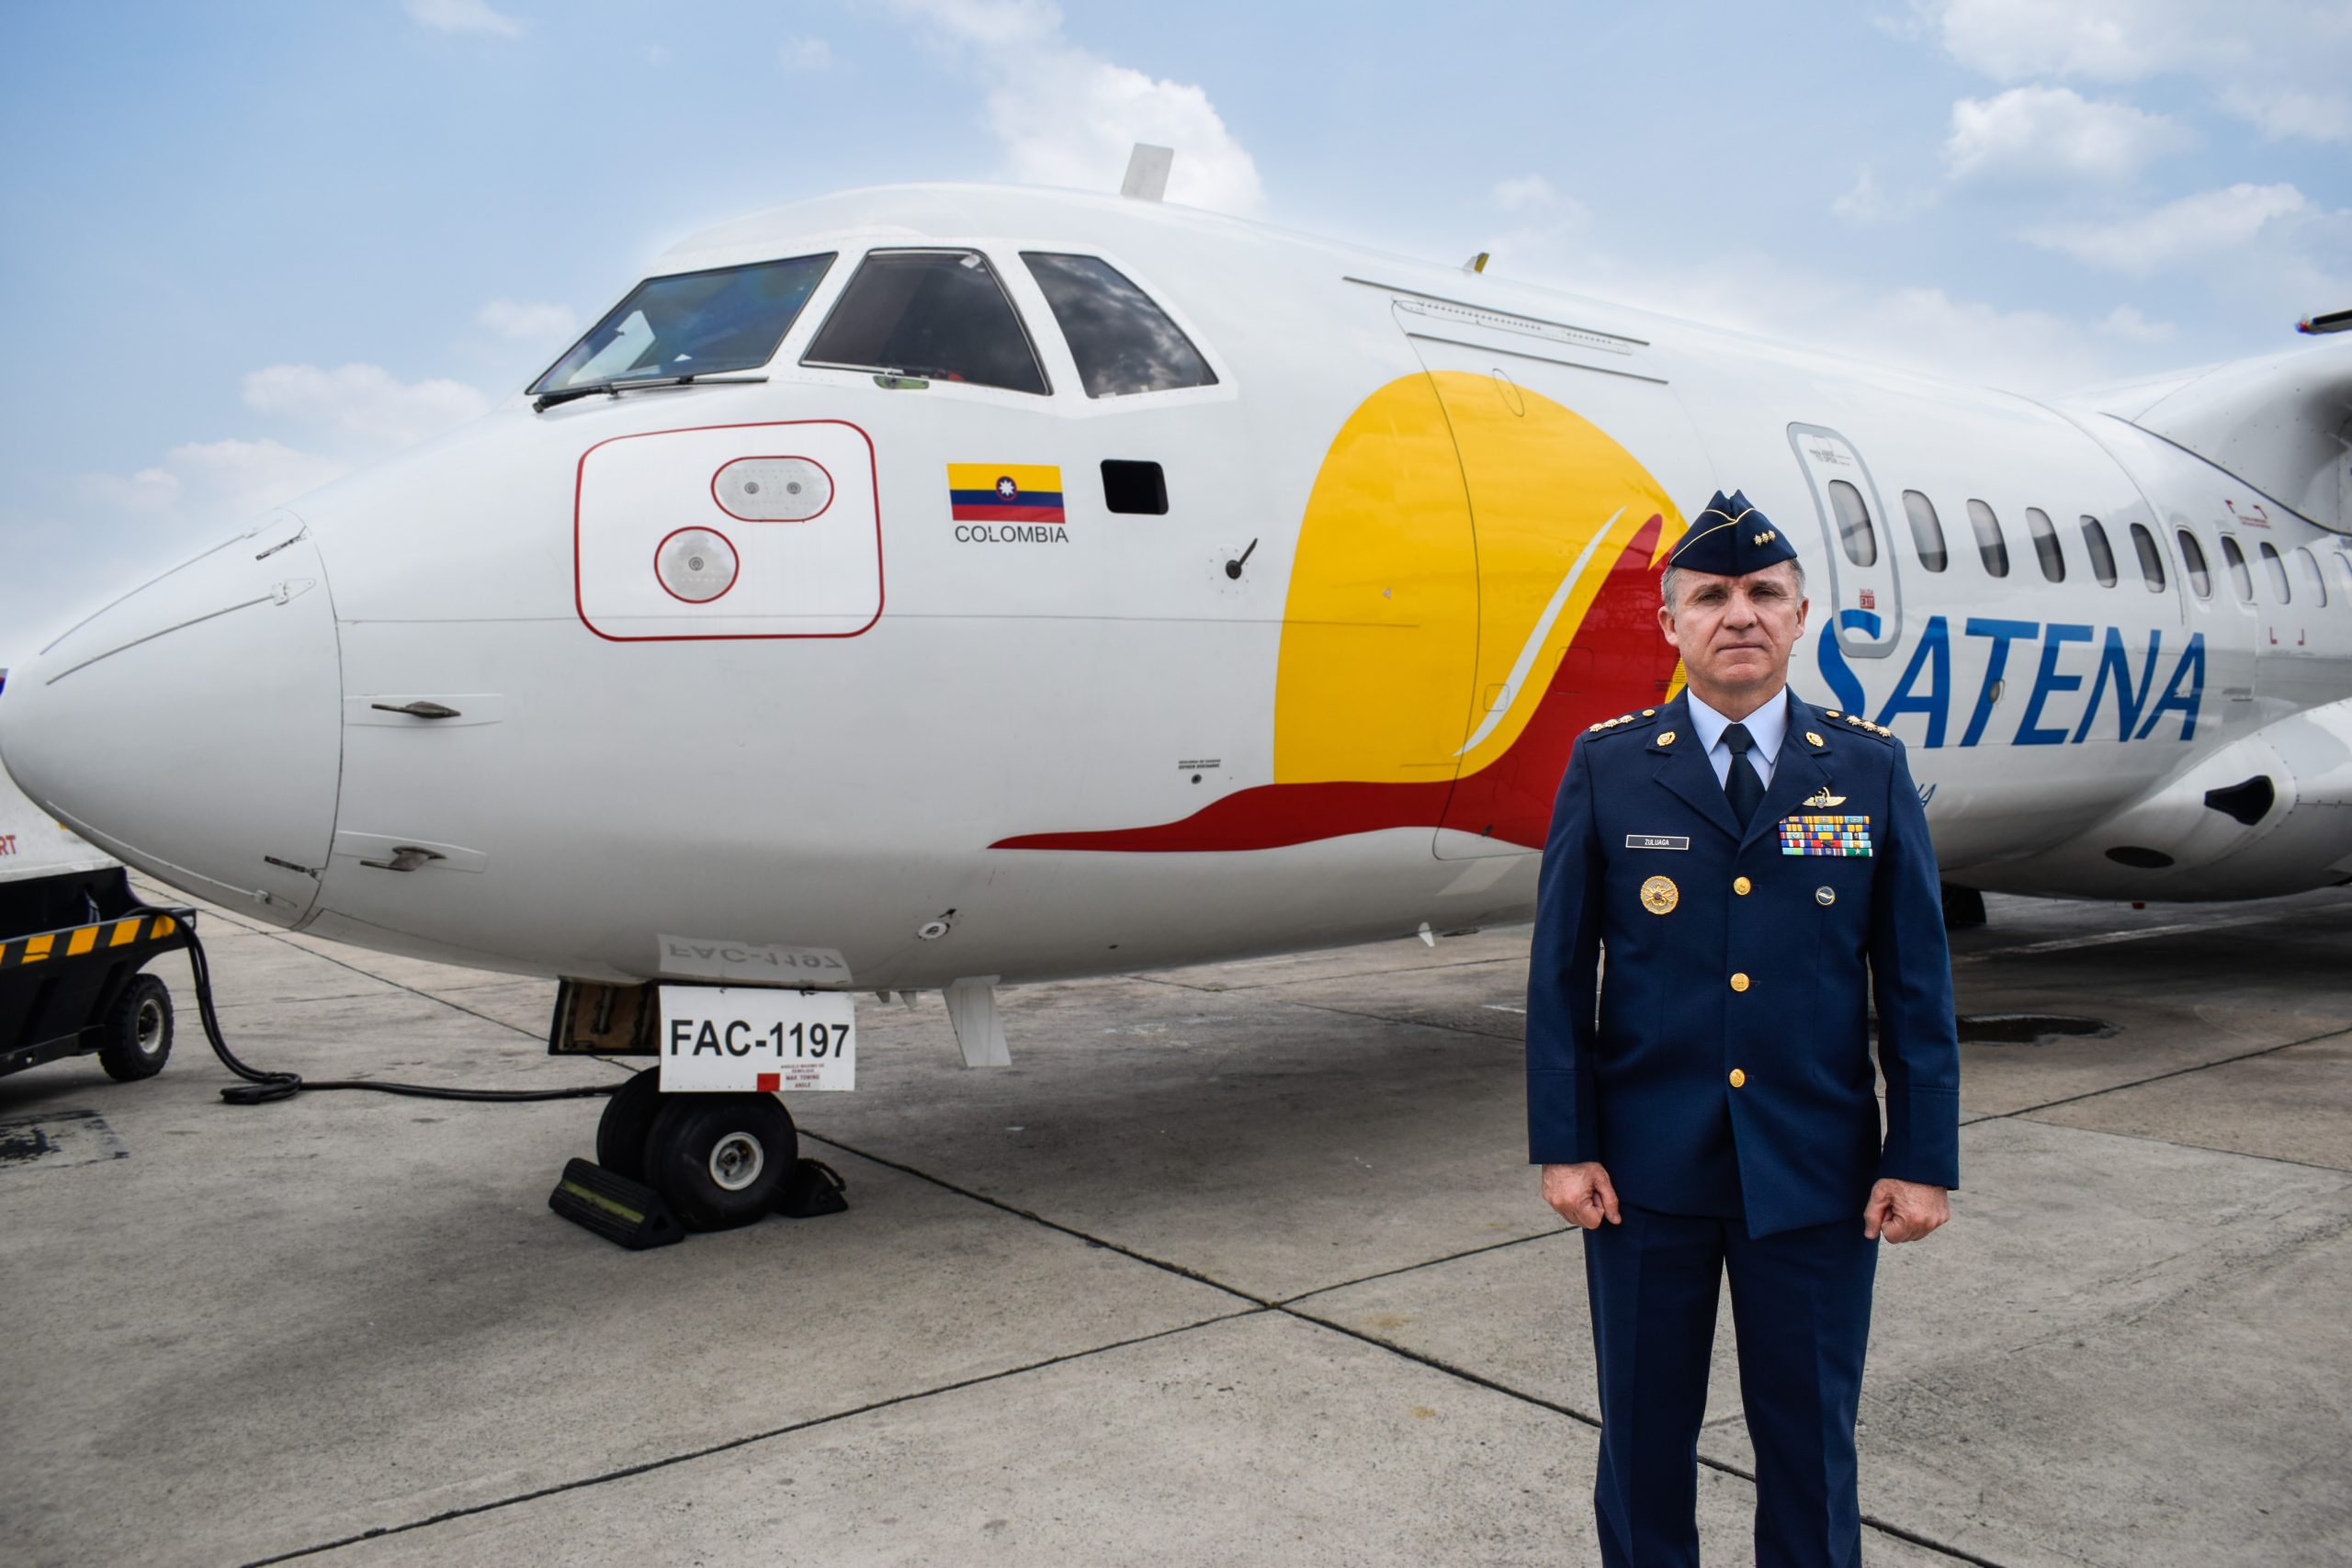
[159,909,617,1106]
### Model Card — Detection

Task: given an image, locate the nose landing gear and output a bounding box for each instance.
[642,1092,797,1231]
[561,1069,844,1246]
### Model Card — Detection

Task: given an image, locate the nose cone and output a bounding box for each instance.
[0,512,342,925]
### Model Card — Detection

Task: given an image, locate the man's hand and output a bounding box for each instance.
[1863,1179,1950,1243]
[1543,1162,1623,1231]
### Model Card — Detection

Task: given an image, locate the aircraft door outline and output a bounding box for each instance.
[1788,423,1902,659]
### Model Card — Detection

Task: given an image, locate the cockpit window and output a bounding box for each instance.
[1021,253,1218,397]
[532,254,834,395]
[802,249,1048,394]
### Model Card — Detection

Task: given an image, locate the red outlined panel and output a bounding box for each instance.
[573,420,883,643]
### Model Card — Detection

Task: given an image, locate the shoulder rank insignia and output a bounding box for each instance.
[1802,786,1847,808]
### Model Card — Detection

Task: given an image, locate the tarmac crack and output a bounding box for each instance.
[240,1307,1269,1566]
[1274,1306,2017,1568]
[1984,1025,2351,1122]
[797,1131,2015,1568]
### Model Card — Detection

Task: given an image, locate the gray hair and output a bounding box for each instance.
[1661,558,1805,613]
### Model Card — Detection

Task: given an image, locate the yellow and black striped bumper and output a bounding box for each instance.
[0,910,190,971]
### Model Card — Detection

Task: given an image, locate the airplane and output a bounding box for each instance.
[4,164,2346,1229]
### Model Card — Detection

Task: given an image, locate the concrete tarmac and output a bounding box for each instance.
[2,880,2346,1567]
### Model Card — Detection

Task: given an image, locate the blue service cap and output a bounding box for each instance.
[1666,490,1797,577]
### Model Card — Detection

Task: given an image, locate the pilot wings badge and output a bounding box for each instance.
[1802,786,1848,808]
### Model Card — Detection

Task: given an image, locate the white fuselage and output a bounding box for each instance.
[5,184,2348,992]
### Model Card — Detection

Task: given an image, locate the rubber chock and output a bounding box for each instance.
[548,1156,684,1249]
[777,1157,848,1219]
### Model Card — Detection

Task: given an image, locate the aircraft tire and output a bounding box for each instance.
[595,1067,665,1180]
[96,973,174,1082]
[644,1093,797,1232]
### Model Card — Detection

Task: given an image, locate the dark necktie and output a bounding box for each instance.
[1721,721,1765,826]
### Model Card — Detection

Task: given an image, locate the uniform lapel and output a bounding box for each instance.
[1647,696,1743,842]
[1741,694,1836,853]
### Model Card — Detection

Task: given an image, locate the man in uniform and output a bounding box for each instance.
[1527,490,1960,1568]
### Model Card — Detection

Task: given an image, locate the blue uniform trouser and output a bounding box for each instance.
[1584,1205,1878,1568]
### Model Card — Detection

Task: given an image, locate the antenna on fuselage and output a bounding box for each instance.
[1121,143,1173,202]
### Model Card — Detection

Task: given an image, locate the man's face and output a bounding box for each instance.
[1657,562,1809,701]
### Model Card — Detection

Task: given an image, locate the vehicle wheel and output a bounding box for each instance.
[644,1094,797,1232]
[96,973,174,1082]
[595,1068,665,1181]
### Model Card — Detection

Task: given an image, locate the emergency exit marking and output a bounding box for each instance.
[657,985,856,1093]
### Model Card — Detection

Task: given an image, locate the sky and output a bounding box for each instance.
[2,0,2346,668]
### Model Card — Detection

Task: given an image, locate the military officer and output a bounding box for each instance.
[1527,490,1960,1568]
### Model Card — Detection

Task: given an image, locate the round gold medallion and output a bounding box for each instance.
[1639,875,1679,915]
[1657,730,1677,747]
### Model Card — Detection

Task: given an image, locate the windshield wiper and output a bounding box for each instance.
[532,372,768,412]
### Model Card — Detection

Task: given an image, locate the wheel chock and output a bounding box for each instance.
[548,1156,684,1249]
[777,1157,848,1219]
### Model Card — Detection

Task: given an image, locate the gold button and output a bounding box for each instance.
[1733,876,1751,896]
[1730,972,1750,992]
[1729,1068,1747,1089]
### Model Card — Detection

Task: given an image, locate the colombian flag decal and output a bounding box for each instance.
[948,463,1066,524]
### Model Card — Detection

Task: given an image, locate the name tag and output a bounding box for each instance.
[1625,834,1690,851]
[1779,815,1872,857]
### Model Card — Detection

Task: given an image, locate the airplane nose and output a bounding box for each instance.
[0,511,342,925]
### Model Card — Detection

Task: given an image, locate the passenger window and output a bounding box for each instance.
[2294,547,2327,606]
[2258,541,2291,603]
[2080,515,2118,586]
[2329,552,2352,603]
[2176,529,2211,599]
[803,249,1048,394]
[1022,253,1218,398]
[2025,507,2064,581]
[2220,535,2254,601]
[2129,522,2166,592]
[1826,480,1877,567]
[1901,491,1947,571]
[1966,499,2009,577]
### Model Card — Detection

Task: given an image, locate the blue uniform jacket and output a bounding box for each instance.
[1525,691,1961,1236]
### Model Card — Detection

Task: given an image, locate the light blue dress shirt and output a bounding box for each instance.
[1684,687,1792,791]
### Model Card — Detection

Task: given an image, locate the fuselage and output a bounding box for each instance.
[5,183,2348,991]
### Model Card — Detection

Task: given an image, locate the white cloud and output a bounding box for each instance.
[1832,167,1934,225]
[2218,84,2352,142]
[780,35,833,73]
[1492,174,1560,213]
[2025,181,2309,273]
[1923,1,2352,144]
[888,0,1264,213]
[2099,303,2178,342]
[1944,86,2189,182]
[240,363,491,454]
[476,299,579,343]
[1929,0,2239,82]
[404,0,522,39]
[79,439,347,530]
